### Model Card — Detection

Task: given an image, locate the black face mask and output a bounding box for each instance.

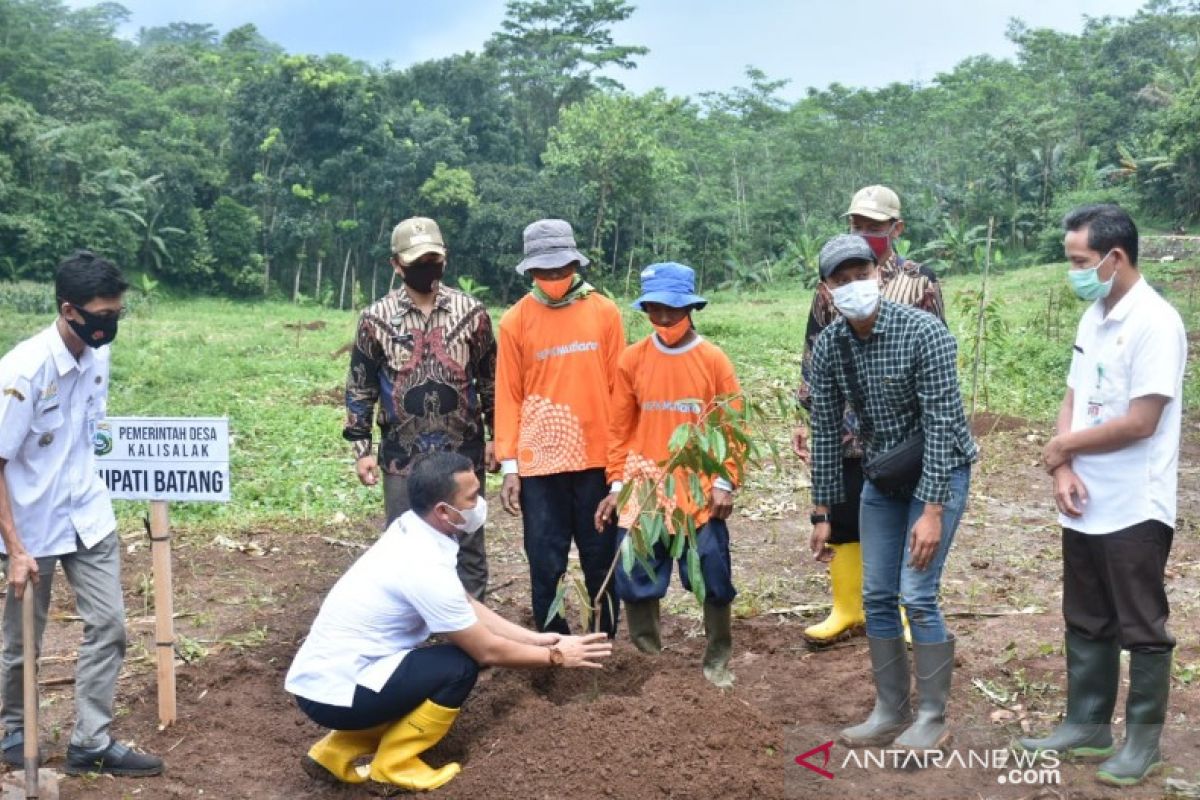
[66,305,119,348]
[401,262,444,294]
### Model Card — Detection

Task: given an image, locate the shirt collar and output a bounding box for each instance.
[838,299,895,342]
[1099,276,1149,324]
[398,509,460,558]
[43,322,90,377]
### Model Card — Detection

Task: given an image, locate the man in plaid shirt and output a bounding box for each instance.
[794,185,944,647]
[808,234,976,754]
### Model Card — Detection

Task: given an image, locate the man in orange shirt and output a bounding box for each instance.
[595,263,740,688]
[495,219,624,637]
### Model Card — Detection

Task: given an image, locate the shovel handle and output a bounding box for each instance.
[22,579,37,799]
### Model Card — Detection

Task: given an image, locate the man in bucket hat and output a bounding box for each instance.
[495,219,624,636]
[792,185,944,647]
[595,262,742,687]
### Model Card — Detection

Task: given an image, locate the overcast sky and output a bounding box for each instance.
[66,0,1151,98]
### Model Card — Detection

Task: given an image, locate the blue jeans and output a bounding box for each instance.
[860,465,970,643]
[614,519,737,606]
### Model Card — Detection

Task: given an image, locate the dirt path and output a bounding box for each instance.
[15,416,1200,799]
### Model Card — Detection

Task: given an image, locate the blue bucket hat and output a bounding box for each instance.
[631,262,707,311]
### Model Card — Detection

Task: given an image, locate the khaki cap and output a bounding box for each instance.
[845,185,901,221]
[390,217,446,264]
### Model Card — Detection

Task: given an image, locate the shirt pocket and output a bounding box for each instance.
[880,373,917,412]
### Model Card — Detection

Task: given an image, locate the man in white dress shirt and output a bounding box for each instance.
[287,450,611,794]
[0,250,162,776]
[1019,205,1186,789]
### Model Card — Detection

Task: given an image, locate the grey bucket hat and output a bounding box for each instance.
[515,219,590,275]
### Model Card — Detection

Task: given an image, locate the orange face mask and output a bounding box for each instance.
[652,316,691,346]
[534,275,575,301]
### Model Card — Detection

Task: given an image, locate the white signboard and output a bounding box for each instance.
[95,417,230,502]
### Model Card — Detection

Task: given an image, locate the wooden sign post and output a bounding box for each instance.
[149,501,176,728]
[94,416,230,732]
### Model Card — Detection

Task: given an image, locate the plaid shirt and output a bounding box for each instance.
[809,300,977,505]
[344,284,496,474]
[798,254,944,458]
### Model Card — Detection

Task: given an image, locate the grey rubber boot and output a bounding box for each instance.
[1096,650,1171,787]
[840,636,912,747]
[702,601,734,688]
[624,600,662,655]
[1016,630,1118,759]
[895,635,955,752]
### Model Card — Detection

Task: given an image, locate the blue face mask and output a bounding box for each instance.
[1067,251,1115,300]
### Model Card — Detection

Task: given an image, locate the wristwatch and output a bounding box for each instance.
[547,645,565,667]
[810,512,832,525]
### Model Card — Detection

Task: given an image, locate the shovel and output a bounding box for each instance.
[1,580,59,799]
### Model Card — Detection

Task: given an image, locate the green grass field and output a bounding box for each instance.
[1,259,1196,530]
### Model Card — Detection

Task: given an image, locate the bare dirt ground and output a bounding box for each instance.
[12,413,1200,800]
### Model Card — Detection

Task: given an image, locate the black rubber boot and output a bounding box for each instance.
[1016,630,1119,759]
[1096,651,1171,787]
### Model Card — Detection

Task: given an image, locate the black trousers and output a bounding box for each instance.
[1062,520,1175,654]
[295,644,479,731]
[520,469,619,636]
[828,457,865,545]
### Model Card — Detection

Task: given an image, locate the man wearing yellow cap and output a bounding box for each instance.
[792,186,944,646]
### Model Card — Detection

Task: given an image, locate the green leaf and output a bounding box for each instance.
[616,480,635,510]
[663,473,677,502]
[689,473,704,509]
[543,575,569,629]
[620,534,635,575]
[670,524,686,559]
[667,423,690,453]
[687,544,706,605]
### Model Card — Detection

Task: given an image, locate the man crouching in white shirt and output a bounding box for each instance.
[286,450,611,794]
[0,250,163,776]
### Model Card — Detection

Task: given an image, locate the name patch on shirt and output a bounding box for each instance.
[642,399,703,414]
[535,341,599,361]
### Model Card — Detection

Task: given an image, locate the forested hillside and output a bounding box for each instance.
[3,0,1199,302]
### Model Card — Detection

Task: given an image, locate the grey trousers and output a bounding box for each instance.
[1,531,125,751]
[385,470,489,600]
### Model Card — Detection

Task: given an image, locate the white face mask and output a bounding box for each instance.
[444,497,488,534]
[831,278,881,321]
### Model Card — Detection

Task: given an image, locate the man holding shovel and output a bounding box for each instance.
[0,251,162,777]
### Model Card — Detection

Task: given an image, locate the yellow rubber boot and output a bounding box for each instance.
[302,723,389,785]
[804,542,866,646]
[367,700,462,795]
[900,605,912,645]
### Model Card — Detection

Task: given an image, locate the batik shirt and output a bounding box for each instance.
[344,285,496,474]
[798,254,944,458]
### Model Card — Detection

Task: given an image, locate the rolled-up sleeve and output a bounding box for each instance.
[913,322,962,504]
[809,331,845,506]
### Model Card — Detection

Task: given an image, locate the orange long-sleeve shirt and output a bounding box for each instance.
[495,291,625,477]
[606,334,742,528]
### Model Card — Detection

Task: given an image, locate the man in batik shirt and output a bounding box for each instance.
[344,217,496,599]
